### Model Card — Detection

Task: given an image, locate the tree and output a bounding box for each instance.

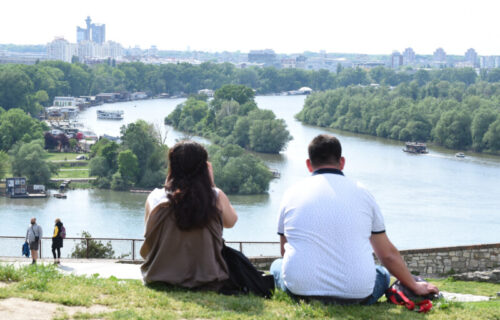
[249,119,292,153]
[44,132,59,150]
[0,108,46,151]
[10,140,58,184]
[0,66,33,112]
[118,150,139,183]
[0,151,8,179]
[214,84,255,106]
[207,144,272,194]
[111,171,131,191]
[121,120,162,177]
[433,110,472,149]
[471,109,497,151]
[89,156,111,177]
[483,118,500,151]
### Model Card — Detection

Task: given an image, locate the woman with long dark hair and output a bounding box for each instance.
[140,140,238,289]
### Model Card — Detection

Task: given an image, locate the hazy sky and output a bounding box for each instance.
[2,0,500,55]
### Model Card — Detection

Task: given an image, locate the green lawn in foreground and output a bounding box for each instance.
[0,264,498,320]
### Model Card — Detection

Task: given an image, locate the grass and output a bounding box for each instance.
[46,152,89,162]
[53,169,91,179]
[0,264,498,320]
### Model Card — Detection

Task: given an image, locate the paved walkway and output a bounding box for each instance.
[0,258,142,280]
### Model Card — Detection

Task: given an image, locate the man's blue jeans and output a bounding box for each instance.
[270,259,391,305]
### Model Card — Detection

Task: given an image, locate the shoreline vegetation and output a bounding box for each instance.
[296,81,500,155]
[0,264,499,319]
[2,62,500,190]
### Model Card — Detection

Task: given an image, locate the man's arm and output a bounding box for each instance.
[280,235,287,257]
[370,232,438,295]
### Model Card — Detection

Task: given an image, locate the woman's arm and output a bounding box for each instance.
[208,161,238,228]
[216,189,238,228]
[53,226,59,238]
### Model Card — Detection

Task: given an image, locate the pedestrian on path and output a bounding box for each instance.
[25,218,43,264]
[51,218,64,264]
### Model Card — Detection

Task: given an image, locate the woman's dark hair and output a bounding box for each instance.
[165,140,219,230]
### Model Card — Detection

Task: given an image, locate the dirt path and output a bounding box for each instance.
[0,298,111,320]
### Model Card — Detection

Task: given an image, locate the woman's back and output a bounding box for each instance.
[140,141,237,289]
[140,189,229,288]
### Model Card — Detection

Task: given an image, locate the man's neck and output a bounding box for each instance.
[312,167,344,176]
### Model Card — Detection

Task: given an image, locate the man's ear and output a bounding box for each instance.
[339,157,345,170]
[306,159,313,172]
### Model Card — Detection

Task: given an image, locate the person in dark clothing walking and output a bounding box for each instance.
[51,218,64,264]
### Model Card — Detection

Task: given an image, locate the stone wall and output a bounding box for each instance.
[395,243,500,276]
[250,243,500,276]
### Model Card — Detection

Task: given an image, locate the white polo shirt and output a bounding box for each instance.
[277,168,386,298]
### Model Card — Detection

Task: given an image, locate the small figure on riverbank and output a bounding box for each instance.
[51,218,64,264]
[271,134,439,305]
[140,140,238,290]
[25,218,42,265]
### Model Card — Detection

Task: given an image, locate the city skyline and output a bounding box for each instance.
[2,0,500,55]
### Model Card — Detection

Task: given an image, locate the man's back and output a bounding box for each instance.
[277,170,385,298]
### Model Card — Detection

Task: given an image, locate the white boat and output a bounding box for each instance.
[97,110,124,120]
[455,152,465,158]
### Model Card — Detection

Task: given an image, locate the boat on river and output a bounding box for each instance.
[97,110,124,120]
[403,142,428,154]
[455,152,465,158]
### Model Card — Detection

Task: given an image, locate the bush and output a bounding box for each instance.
[71,231,115,259]
[93,176,111,189]
[111,172,131,191]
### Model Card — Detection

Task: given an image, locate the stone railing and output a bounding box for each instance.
[383,243,500,276]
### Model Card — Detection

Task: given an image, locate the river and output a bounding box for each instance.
[1,95,499,254]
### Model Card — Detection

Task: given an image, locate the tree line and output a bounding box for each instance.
[296,81,500,153]
[6,59,500,117]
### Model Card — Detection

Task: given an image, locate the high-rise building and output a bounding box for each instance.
[433,48,446,62]
[391,51,403,69]
[47,38,77,63]
[465,48,478,67]
[91,24,106,44]
[76,16,105,44]
[402,48,416,65]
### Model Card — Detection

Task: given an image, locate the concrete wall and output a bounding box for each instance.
[250,243,500,276]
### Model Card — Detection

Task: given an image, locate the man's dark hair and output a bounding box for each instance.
[308,134,342,167]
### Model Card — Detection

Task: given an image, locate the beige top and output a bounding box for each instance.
[140,188,229,288]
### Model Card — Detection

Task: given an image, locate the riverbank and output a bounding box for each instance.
[0,262,498,320]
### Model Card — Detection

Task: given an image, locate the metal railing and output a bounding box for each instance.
[0,236,280,260]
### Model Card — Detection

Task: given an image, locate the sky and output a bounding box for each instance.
[1,0,500,55]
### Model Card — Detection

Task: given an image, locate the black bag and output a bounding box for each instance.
[385,276,440,313]
[220,244,275,298]
[32,226,39,242]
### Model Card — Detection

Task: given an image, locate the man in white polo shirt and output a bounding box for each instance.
[271,134,438,304]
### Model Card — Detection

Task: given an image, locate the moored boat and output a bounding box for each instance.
[403,142,428,154]
[97,110,124,120]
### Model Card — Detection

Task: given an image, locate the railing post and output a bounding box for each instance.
[239,242,243,253]
[39,239,42,259]
[86,238,89,259]
[132,240,135,261]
